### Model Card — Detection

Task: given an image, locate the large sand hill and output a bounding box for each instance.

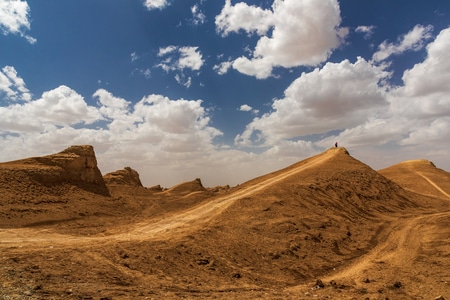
[0,145,449,299]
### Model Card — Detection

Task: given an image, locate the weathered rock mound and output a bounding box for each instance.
[0,145,109,198]
[104,167,143,187]
[165,178,206,195]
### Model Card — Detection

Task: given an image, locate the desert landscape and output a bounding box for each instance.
[0,145,449,299]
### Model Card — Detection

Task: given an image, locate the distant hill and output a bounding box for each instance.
[379,159,450,199]
[125,147,426,287]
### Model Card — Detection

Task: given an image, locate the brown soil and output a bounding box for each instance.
[0,146,449,299]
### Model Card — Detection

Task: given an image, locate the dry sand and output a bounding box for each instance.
[0,146,449,299]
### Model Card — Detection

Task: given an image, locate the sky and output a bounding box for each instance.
[1,0,450,188]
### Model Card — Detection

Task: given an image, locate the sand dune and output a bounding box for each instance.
[0,146,449,299]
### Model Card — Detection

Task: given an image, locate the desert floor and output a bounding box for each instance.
[1,147,449,299]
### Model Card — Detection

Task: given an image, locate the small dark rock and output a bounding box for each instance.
[363,278,371,283]
[393,281,402,288]
[315,279,325,288]
[196,258,209,265]
[232,273,241,279]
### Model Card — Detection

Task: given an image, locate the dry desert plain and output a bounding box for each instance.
[0,145,449,299]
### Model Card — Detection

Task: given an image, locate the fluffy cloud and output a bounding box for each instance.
[235,57,390,146]
[314,27,450,169]
[0,65,31,101]
[372,24,434,63]
[0,71,232,186]
[0,85,102,133]
[156,45,204,87]
[215,0,274,36]
[0,0,36,43]
[143,0,170,10]
[216,0,346,78]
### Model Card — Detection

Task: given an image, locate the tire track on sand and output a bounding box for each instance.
[416,171,450,199]
[0,150,337,248]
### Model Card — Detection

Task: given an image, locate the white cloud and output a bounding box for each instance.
[314,27,450,171]
[0,85,102,133]
[372,24,434,63]
[178,46,203,71]
[239,104,252,112]
[157,45,177,57]
[191,4,206,25]
[157,46,203,72]
[156,46,203,87]
[238,104,259,115]
[143,0,170,10]
[0,65,32,101]
[130,52,139,62]
[216,0,346,78]
[235,57,390,146]
[213,60,232,75]
[215,0,274,36]
[0,0,36,43]
[355,25,375,39]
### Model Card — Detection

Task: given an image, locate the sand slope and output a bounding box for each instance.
[0,146,449,299]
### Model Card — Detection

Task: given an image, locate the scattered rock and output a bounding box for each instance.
[392,281,402,288]
[196,258,210,265]
[435,296,445,300]
[315,279,325,288]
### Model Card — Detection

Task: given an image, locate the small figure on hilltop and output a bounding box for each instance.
[335,141,338,148]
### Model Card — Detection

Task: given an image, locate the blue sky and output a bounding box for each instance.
[1,0,450,187]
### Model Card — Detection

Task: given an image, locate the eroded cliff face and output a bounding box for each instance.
[0,145,110,197]
[47,145,105,184]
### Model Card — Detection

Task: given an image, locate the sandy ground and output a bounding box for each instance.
[1,147,449,299]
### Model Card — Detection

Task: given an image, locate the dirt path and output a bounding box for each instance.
[0,148,335,249]
[416,171,450,199]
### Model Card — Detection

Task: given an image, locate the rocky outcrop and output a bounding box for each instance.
[0,145,110,197]
[165,178,206,195]
[38,145,105,185]
[103,167,143,187]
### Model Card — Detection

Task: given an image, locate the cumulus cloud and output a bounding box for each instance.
[215,0,274,36]
[143,0,170,10]
[0,69,232,186]
[372,24,434,63]
[239,104,252,112]
[156,45,204,87]
[312,27,450,170]
[0,65,32,101]
[0,0,36,43]
[235,57,390,146]
[216,0,346,78]
[157,46,203,71]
